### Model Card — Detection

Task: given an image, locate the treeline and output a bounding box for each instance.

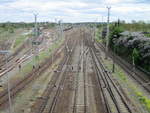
[0,22,34,33]
[100,21,150,73]
[0,22,56,33]
[114,20,150,32]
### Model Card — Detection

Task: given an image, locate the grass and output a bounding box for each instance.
[20,61,33,76]
[95,29,103,42]
[13,35,27,48]
[136,92,150,112]
[38,38,64,64]
[96,27,150,112]
[0,31,14,41]
[144,33,150,38]
[101,52,150,112]
[13,33,32,51]
[18,37,65,77]
[0,28,31,52]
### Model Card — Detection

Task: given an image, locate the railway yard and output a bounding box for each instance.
[0,25,149,113]
[1,0,150,113]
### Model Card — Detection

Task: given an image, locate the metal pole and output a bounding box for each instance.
[106,6,111,59]
[112,45,115,73]
[94,20,97,42]
[5,54,13,113]
[58,20,61,39]
[132,56,135,76]
[60,20,63,39]
[33,13,39,69]
[101,16,103,37]
[34,14,38,37]
[52,34,54,65]
[52,51,53,65]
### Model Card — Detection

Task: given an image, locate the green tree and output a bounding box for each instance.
[109,23,124,47]
[9,27,14,33]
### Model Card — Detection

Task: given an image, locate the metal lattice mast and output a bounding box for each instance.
[106,6,111,59]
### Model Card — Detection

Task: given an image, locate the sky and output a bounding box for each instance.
[0,0,150,23]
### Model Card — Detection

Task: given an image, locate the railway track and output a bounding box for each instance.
[47,37,77,113]
[96,42,150,93]
[0,30,49,77]
[83,44,87,113]
[72,38,87,113]
[30,36,77,113]
[0,38,66,107]
[0,49,32,77]
[0,28,75,110]
[0,39,30,68]
[0,29,59,79]
[86,34,138,113]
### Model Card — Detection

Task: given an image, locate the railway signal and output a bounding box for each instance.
[32,41,41,45]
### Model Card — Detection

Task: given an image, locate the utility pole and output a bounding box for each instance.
[58,20,61,39]
[34,13,38,37]
[112,40,116,73]
[55,18,59,40]
[101,16,103,37]
[32,13,39,69]
[132,55,135,76]
[60,20,63,39]
[132,49,136,76]
[94,19,97,41]
[105,6,111,59]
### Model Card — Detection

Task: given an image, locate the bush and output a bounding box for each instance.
[109,24,124,48]
[136,91,150,112]
[9,27,14,33]
[132,48,140,65]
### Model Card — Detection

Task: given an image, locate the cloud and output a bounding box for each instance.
[0,0,149,22]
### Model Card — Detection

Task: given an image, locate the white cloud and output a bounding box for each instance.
[105,0,121,4]
[0,0,149,22]
[6,0,88,12]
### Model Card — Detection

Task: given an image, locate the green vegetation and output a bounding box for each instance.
[110,25,123,38]
[116,20,150,32]
[132,48,140,65]
[97,21,150,73]
[16,37,64,79]
[0,23,32,50]
[20,62,33,76]
[144,33,150,38]
[13,33,33,51]
[0,22,57,32]
[38,38,64,64]
[97,21,150,110]
[13,35,27,49]
[109,23,124,47]
[102,55,150,112]
[95,28,102,42]
[0,29,15,42]
[136,92,150,112]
